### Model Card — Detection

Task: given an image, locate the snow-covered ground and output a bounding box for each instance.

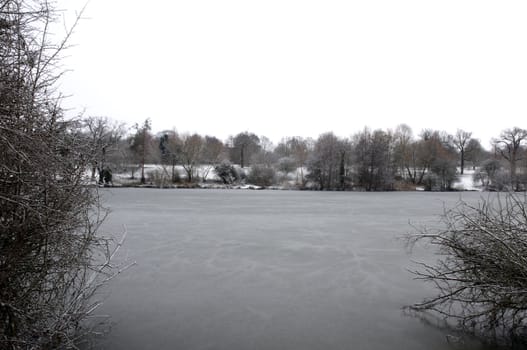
[111,164,222,183]
[453,169,481,191]
[107,165,483,192]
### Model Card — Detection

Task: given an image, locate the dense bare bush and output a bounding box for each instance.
[247,164,276,187]
[407,193,527,345]
[307,132,351,190]
[0,1,129,348]
[473,159,506,191]
[276,156,296,174]
[147,169,169,188]
[214,161,239,184]
[494,128,527,191]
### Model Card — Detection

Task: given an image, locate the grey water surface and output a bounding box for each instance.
[94,189,495,350]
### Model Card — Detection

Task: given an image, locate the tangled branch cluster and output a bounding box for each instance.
[408,193,527,345]
[0,1,129,348]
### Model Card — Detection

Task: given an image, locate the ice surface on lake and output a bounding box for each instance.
[96,189,489,350]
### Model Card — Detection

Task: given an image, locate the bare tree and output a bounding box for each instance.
[473,159,506,191]
[290,137,311,186]
[180,133,204,183]
[415,130,458,190]
[129,119,152,184]
[415,130,442,180]
[393,124,415,182]
[453,129,472,175]
[464,138,487,170]
[230,132,260,168]
[395,126,460,191]
[159,130,182,183]
[274,137,311,185]
[352,128,395,191]
[307,132,350,190]
[251,135,276,167]
[407,193,527,345]
[82,116,125,181]
[494,127,527,191]
[200,136,225,181]
[0,1,130,348]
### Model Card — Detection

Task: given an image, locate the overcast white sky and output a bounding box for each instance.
[56,0,527,147]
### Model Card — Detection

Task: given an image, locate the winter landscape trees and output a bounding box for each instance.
[3,1,527,350]
[93,120,527,192]
[352,128,394,191]
[129,119,153,184]
[494,128,527,191]
[453,129,472,175]
[82,116,125,182]
[307,132,349,190]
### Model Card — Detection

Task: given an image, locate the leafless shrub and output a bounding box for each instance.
[148,168,171,188]
[406,193,527,346]
[0,1,132,348]
[247,164,276,187]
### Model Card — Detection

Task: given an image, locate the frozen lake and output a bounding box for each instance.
[94,189,496,350]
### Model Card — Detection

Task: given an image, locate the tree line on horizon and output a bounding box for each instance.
[83,116,527,191]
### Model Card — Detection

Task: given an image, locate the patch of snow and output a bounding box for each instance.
[238,184,262,190]
[453,169,481,191]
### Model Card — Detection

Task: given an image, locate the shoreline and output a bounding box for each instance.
[94,182,482,192]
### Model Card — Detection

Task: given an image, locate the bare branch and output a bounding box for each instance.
[406,192,527,345]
